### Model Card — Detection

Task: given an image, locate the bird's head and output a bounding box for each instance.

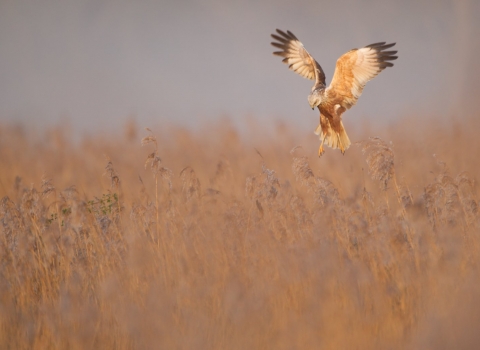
[308,90,322,110]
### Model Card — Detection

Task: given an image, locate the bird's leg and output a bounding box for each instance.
[318,137,326,157]
[337,133,345,155]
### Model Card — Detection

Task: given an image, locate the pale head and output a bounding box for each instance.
[308,89,323,110]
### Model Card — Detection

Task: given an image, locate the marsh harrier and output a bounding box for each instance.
[271,29,397,156]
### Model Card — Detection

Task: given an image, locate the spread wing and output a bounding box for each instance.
[271,29,326,89]
[328,42,397,109]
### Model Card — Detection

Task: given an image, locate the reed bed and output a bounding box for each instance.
[0,115,479,349]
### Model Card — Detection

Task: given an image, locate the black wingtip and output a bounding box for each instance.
[286,30,298,40]
[271,42,288,50]
[271,33,288,43]
[366,42,396,51]
[275,29,297,41]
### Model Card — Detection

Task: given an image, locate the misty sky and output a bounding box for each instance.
[0,0,479,134]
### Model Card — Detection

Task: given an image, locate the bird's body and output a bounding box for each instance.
[271,29,397,156]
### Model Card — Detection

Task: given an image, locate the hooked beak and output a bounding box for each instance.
[312,107,314,110]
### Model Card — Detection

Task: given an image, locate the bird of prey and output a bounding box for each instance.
[271,29,397,156]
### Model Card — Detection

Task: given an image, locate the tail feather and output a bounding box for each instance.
[314,120,351,153]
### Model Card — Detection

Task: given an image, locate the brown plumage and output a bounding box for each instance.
[271,29,397,156]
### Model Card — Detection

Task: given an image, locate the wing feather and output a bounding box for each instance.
[328,42,397,109]
[271,29,326,87]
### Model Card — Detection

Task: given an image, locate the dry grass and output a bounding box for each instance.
[0,115,479,349]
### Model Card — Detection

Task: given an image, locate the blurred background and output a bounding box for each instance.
[0,0,479,135]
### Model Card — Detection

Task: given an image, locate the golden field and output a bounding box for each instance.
[0,115,479,349]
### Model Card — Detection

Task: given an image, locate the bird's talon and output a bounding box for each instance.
[318,145,325,157]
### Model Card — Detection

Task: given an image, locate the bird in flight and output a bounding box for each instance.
[271,29,397,156]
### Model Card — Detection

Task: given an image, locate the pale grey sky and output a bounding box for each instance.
[0,0,478,134]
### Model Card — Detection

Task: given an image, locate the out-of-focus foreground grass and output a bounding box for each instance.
[0,115,479,349]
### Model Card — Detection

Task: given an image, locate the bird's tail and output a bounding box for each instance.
[314,120,351,154]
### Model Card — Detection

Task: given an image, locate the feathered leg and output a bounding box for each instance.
[314,123,326,157]
[314,115,351,156]
[315,113,330,157]
[318,137,326,157]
